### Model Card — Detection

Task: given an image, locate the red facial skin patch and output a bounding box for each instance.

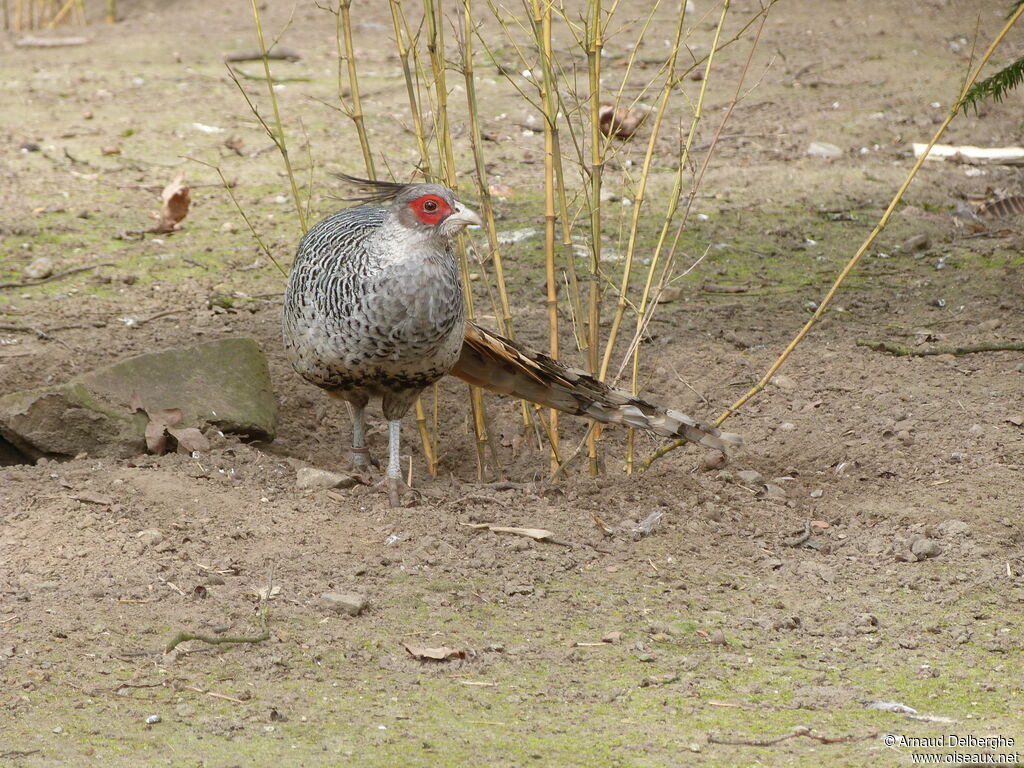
[408,194,452,226]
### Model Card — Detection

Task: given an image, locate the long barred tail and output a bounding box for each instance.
[451,322,742,455]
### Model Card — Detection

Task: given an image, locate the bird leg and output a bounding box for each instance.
[347,402,378,472]
[384,419,403,507]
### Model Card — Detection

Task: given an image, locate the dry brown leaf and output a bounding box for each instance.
[167,426,210,454]
[404,644,466,661]
[597,102,649,139]
[150,172,191,233]
[144,408,183,455]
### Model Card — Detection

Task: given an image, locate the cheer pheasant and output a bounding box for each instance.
[283,174,741,505]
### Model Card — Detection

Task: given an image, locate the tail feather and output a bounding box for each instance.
[451,322,742,455]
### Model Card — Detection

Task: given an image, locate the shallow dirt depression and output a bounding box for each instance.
[1,0,1023,766]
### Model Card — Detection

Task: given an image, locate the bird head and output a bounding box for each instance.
[333,172,483,238]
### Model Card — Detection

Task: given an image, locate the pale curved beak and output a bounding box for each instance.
[446,201,483,229]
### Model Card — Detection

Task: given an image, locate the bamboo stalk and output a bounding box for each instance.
[105,0,114,23]
[249,0,307,234]
[598,0,685,385]
[424,0,495,481]
[584,0,604,475]
[622,0,730,471]
[641,0,1023,472]
[528,0,563,471]
[44,0,73,28]
[337,0,375,178]
[461,0,514,338]
[388,0,433,178]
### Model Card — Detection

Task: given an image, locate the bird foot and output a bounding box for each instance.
[376,474,419,508]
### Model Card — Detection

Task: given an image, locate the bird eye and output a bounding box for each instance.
[423,199,438,213]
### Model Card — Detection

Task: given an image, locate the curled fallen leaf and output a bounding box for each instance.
[149,172,191,233]
[132,397,210,455]
[404,644,467,661]
[598,102,650,139]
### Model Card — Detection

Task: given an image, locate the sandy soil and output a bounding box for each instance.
[1,1,1022,765]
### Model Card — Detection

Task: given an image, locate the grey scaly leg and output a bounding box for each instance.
[385,420,402,507]
[348,402,373,470]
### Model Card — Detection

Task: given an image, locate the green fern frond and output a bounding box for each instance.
[961,55,1024,114]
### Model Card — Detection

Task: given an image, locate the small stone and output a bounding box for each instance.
[772,374,797,390]
[854,613,879,633]
[136,529,164,548]
[809,489,823,499]
[701,450,727,471]
[24,257,55,280]
[807,141,843,158]
[968,424,985,438]
[708,629,728,646]
[736,469,764,485]
[648,621,679,636]
[759,483,787,500]
[319,591,367,616]
[295,467,359,491]
[145,714,161,725]
[900,234,930,252]
[777,422,796,432]
[937,520,970,537]
[53,726,63,734]
[910,537,941,560]
[505,584,534,596]
[602,631,624,644]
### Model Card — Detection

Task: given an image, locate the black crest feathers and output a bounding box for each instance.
[331,172,418,205]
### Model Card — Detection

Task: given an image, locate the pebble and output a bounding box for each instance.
[937,519,970,537]
[900,233,930,252]
[602,631,624,644]
[146,714,161,725]
[967,424,985,438]
[700,450,727,471]
[736,469,764,485]
[807,141,843,158]
[910,537,941,560]
[24,257,55,280]
[809,489,823,499]
[295,467,359,490]
[505,584,534,596]
[759,483,787,500]
[319,591,367,616]
[777,422,796,432]
[854,614,879,633]
[136,529,164,548]
[647,621,679,636]
[772,374,798,390]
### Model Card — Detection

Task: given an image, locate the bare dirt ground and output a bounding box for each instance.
[1,1,1023,766]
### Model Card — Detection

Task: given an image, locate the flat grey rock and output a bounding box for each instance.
[0,337,278,461]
